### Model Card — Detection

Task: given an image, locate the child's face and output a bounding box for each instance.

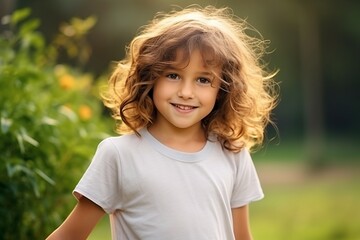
[152,48,220,132]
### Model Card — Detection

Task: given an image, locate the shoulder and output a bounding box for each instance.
[99,132,141,149]
[217,142,252,163]
[86,132,144,174]
[94,132,142,159]
[207,137,253,169]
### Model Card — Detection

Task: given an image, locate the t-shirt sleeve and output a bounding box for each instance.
[230,148,264,208]
[73,138,122,214]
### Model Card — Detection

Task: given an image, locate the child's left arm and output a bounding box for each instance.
[232,205,253,240]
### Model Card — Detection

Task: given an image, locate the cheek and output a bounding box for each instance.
[200,89,219,110]
[152,83,167,108]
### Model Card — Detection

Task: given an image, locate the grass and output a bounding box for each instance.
[251,169,360,240]
[88,162,360,240]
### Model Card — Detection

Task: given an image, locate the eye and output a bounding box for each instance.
[166,73,180,80]
[197,77,211,85]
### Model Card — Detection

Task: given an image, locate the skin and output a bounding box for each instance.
[148,48,220,152]
[46,197,105,240]
[232,205,253,240]
[46,49,253,240]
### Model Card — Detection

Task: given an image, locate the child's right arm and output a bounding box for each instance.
[46,196,105,240]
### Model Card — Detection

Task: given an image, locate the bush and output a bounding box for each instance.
[0,9,111,239]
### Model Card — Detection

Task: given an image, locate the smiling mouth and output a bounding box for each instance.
[171,103,197,110]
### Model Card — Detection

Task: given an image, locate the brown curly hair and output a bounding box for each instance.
[102,5,279,152]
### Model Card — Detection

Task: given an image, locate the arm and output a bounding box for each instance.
[46,196,105,240]
[232,205,253,240]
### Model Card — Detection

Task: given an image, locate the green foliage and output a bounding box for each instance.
[0,8,111,239]
[50,15,97,66]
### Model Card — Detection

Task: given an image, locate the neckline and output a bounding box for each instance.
[140,128,213,163]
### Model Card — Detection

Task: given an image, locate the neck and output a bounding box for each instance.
[147,124,206,152]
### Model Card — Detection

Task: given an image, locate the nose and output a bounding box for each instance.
[177,80,194,99]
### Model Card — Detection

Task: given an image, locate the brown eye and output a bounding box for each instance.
[166,73,180,80]
[197,77,211,85]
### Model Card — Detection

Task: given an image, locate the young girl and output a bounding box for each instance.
[47,5,278,240]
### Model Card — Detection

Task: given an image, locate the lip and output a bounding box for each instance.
[171,103,198,112]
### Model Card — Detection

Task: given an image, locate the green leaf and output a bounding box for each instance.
[1,117,13,133]
[41,116,58,126]
[59,105,78,122]
[22,132,39,147]
[70,16,97,36]
[34,168,56,185]
[6,163,33,178]
[16,132,25,153]
[30,177,40,198]
[10,8,31,25]
[19,19,40,37]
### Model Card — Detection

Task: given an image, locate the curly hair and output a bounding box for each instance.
[102,5,279,152]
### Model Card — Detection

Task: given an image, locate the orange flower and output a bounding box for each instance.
[59,74,75,90]
[79,105,92,120]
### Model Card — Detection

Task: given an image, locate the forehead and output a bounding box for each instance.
[171,47,220,69]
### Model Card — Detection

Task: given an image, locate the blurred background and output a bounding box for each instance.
[1,0,359,239]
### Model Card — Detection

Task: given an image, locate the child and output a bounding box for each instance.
[46,5,278,240]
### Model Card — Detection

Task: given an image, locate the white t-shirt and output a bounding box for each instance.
[74,128,264,240]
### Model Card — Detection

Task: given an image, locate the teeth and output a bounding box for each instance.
[174,104,194,110]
